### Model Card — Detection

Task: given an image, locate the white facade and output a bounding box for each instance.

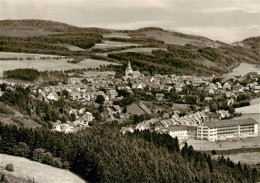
[168,130,188,140]
[47,92,58,101]
[85,112,94,122]
[197,119,258,141]
[166,126,189,140]
[55,124,73,133]
[197,123,218,141]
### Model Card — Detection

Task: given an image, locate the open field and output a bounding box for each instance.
[223,63,260,77]
[55,44,86,51]
[0,52,119,77]
[0,52,60,59]
[144,30,213,46]
[94,47,167,57]
[186,136,260,151]
[0,154,86,183]
[103,32,131,39]
[235,97,260,122]
[119,47,167,53]
[81,71,115,77]
[250,97,260,105]
[0,154,85,183]
[213,152,260,165]
[235,104,260,114]
[92,40,140,49]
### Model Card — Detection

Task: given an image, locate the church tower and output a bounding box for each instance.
[125,61,133,76]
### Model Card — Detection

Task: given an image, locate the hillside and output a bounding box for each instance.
[0,123,259,183]
[0,19,259,76]
[0,154,85,183]
[242,36,260,54]
[124,27,215,47]
[0,19,109,37]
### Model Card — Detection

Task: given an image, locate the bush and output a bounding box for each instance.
[5,164,14,172]
[211,150,217,155]
[95,95,105,104]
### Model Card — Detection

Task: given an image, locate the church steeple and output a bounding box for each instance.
[127,61,132,70]
[125,61,133,77]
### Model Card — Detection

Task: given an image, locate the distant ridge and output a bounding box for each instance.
[0,19,259,76]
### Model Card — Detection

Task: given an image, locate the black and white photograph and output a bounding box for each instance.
[0,0,259,182]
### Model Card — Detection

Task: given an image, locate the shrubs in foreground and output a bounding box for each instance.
[5,164,14,172]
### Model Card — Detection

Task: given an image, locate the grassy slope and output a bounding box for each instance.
[0,20,259,76]
[0,154,86,183]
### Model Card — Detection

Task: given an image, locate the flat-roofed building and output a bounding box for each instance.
[197,119,258,141]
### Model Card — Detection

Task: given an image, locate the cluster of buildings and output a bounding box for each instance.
[53,108,94,133]
[121,117,259,142]
[30,62,260,138]
[31,62,260,109]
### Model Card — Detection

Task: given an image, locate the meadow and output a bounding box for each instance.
[103,32,131,39]
[213,152,260,165]
[0,154,86,183]
[224,62,260,77]
[0,52,118,77]
[92,40,140,49]
[186,136,260,151]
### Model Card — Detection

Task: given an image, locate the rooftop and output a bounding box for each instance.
[204,118,257,128]
[167,125,188,131]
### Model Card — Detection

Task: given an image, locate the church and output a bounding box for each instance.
[124,61,141,79]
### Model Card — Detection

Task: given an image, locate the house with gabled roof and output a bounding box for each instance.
[204,87,215,94]
[216,82,222,89]
[47,92,59,101]
[223,81,232,90]
[233,84,244,93]
[160,125,189,140]
[253,85,260,93]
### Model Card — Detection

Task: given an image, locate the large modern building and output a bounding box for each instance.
[197,118,258,141]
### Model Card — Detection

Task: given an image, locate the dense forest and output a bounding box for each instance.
[3,68,40,81]
[0,123,258,183]
[107,49,222,76]
[0,33,101,55]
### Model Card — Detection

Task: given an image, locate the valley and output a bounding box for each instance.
[0,19,259,183]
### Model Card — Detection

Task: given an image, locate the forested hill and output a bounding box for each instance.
[0,19,110,37]
[0,19,259,76]
[0,123,258,183]
[242,36,260,52]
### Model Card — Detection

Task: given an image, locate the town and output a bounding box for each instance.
[0,14,259,182]
[1,61,259,143]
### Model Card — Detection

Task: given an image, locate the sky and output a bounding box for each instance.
[0,0,259,43]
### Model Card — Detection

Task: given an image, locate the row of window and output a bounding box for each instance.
[240,131,254,133]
